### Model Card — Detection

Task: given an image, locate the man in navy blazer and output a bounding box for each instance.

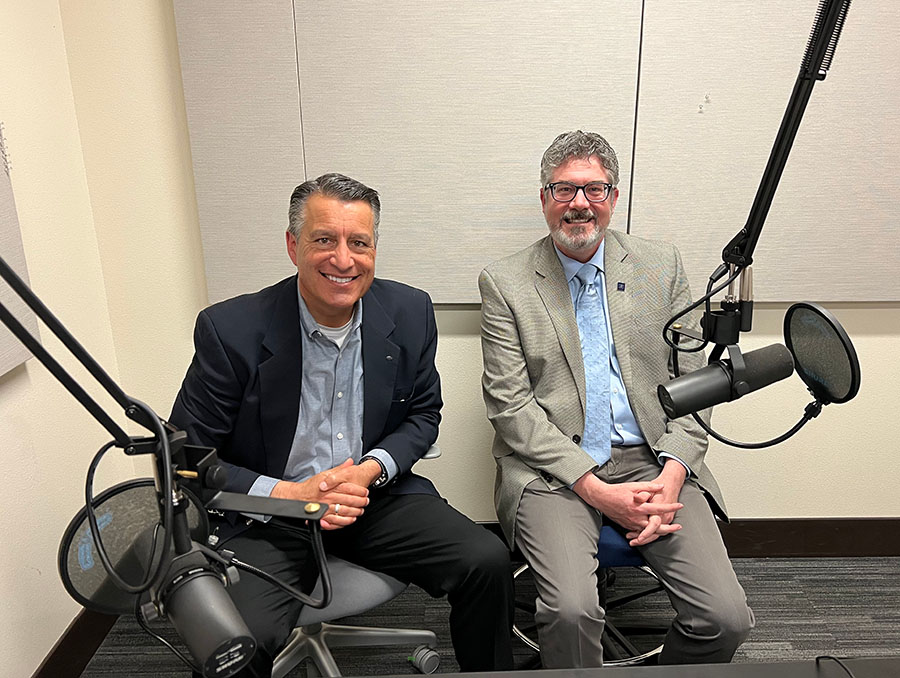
[170,173,513,676]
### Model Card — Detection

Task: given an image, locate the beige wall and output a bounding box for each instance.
[0,2,205,676]
[0,2,897,676]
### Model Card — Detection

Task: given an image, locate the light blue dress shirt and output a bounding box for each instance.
[247,289,398,504]
[554,240,691,475]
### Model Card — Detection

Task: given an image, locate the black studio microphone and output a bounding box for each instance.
[132,523,256,678]
[658,343,795,420]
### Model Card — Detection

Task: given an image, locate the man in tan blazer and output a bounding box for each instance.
[479,130,753,668]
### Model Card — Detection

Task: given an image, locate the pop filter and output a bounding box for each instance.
[784,302,861,405]
[58,478,207,615]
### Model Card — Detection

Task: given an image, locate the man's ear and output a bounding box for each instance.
[609,187,620,213]
[286,230,299,267]
[540,187,546,208]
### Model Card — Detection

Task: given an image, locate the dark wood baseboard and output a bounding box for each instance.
[481,517,900,559]
[718,518,900,558]
[32,608,117,678]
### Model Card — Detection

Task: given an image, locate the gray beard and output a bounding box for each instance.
[551,219,604,252]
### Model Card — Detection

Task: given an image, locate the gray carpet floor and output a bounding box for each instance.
[81,557,900,677]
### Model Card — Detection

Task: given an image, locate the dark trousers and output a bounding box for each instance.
[200,492,514,677]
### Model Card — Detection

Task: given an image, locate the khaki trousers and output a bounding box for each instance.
[515,444,754,668]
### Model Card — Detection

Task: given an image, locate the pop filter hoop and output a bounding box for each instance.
[58,478,208,615]
[783,302,861,405]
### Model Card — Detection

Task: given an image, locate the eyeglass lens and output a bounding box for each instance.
[550,182,610,202]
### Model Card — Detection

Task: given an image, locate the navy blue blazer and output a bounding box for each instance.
[169,275,442,500]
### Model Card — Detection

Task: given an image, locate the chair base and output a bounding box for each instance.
[272,621,438,678]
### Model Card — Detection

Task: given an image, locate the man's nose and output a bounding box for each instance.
[330,242,353,269]
[571,187,591,208]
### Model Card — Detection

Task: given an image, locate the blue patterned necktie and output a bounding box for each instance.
[575,263,611,467]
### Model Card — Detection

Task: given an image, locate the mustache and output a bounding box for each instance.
[562,209,595,223]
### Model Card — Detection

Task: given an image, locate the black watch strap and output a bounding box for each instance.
[361,455,389,488]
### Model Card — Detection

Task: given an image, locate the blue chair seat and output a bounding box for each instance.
[597,525,645,568]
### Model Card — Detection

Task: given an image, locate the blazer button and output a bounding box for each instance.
[572,434,581,444]
[540,471,553,482]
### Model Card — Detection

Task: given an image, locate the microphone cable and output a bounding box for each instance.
[83,399,175,594]
[662,262,744,355]
[669,339,823,449]
[134,593,201,674]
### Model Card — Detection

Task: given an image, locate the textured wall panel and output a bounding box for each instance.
[176,1,641,303]
[174,0,307,304]
[293,2,641,303]
[632,0,900,301]
[0,149,38,376]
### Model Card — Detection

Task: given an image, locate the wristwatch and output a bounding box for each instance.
[361,455,389,488]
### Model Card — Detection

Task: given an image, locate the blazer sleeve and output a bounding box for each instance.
[371,293,442,478]
[479,267,597,487]
[169,310,262,494]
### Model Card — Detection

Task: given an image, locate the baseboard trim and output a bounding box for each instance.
[481,517,900,558]
[718,517,900,558]
[32,608,117,678]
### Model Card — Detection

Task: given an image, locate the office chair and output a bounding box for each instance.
[512,524,670,667]
[272,446,443,678]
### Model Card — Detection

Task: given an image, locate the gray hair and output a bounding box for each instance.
[540,130,619,187]
[287,173,381,244]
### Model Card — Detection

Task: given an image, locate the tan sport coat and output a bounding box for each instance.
[479,231,725,547]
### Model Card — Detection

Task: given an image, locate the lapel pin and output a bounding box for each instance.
[386,355,393,361]
[617,282,626,291]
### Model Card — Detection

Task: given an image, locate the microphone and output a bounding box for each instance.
[132,527,256,678]
[658,343,795,420]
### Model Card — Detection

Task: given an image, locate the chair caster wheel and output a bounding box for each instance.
[409,645,440,674]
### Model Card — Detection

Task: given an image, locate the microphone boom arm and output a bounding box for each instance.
[722,0,850,269]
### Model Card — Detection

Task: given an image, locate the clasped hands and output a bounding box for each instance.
[572,460,687,547]
[271,458,381,530]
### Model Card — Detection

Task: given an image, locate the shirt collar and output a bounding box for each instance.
[296,282,363,337]
[553,237,606,284]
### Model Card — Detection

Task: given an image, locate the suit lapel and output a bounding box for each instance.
[361,286,399,449]
[533,237,587,411]
[258,278,303,477]
[605,231,635,395]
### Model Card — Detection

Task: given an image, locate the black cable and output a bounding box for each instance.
[670,335,823,449]
[134,595,200,673]
[663,264,744,354]
[227,528,332,609]
[84,441,159,592]
[84,400,175,593]
[689,405,815,449]
[815,655,857,677]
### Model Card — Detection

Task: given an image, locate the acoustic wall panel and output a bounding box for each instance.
[176,1,641,303]
[174,0,307,304]
[631,0,900,301]
[176,2,897,304]
[0,130,39,376]
[292,2,641,302]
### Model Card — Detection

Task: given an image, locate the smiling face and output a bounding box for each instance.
[286,193,376,327]
[541,155,619,262]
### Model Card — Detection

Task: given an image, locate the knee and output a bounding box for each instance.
[448,531,512,598]
[536,584,601,631]
[719,604,754,647]
[461,532,511,579]
[690,601,754,649]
